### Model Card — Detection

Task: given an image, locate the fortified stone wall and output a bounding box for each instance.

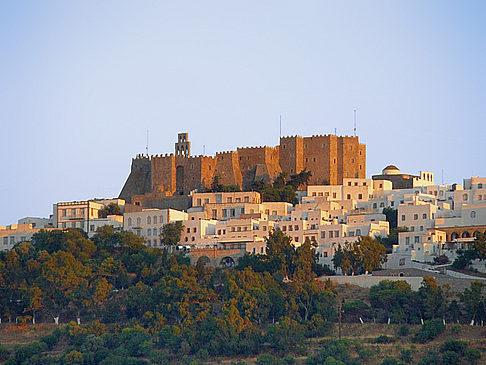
[119,133,366,203]
[119,155,152,203]
[214,151,243,188]
[151,154,176,195]
[279,136,304,176]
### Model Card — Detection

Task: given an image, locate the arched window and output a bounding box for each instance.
[147,216,151,224]
[471,211,476,218]
[153,216,157,224]
[128,218,132,226]
[137,217,141,226]
[462,232,470,238]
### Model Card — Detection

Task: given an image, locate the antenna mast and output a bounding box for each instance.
[146,130,149,155]
[354,109,357,137]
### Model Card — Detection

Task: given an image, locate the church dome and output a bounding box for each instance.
[382,165,401,175]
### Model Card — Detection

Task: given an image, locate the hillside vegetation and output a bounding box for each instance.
[0,228,484,364]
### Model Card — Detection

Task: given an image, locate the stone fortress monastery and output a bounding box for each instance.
[119,133,366,202]
[2,131,486,279]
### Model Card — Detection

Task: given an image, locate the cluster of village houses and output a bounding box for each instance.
[2,165,486,272]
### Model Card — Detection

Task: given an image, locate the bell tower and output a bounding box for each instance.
[175,132,191,157]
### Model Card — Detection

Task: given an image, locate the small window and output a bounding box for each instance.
[423,213,427,219]
[471,211,476,218]
[414,214,418,220]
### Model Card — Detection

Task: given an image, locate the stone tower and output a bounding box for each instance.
[175,133,191,157]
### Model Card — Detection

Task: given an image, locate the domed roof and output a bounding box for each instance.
[382,165,401,175]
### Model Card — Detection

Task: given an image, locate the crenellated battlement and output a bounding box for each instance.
[215,150,238,156]
[121,132,366,200]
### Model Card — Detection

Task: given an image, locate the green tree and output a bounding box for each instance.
[357,236,387,273]
[460,281,486,325]
[99,203,122,218]
[377,227,408,253]
[382,207,398,229]
[264,229,295,278]
[160,221,184,246]
[417,276,447,320]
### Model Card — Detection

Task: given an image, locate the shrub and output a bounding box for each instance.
[0,344,11,361]
[118,328,153,357]
[397,325,409,337]
[150,350,171,365]
[464,348,482,365]
[373,335,396,344]
[440,340,466,355]
[414,319,445,343]
[400,349,412,363]
[14,341,48,364]
[196,348,209,360]
[306,340,353,365]
[41,333,60,350]
[418,351,441,365]
[441,351,459,365]
[265,317,305,352]
[449,324,461,336]
[65,350,84,364]
[256,354,285,365]
[381,359,403,365]
[358,348,373,361]
[284,355,295,364]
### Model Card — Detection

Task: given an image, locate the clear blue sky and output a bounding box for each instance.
[1,1,485,225]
